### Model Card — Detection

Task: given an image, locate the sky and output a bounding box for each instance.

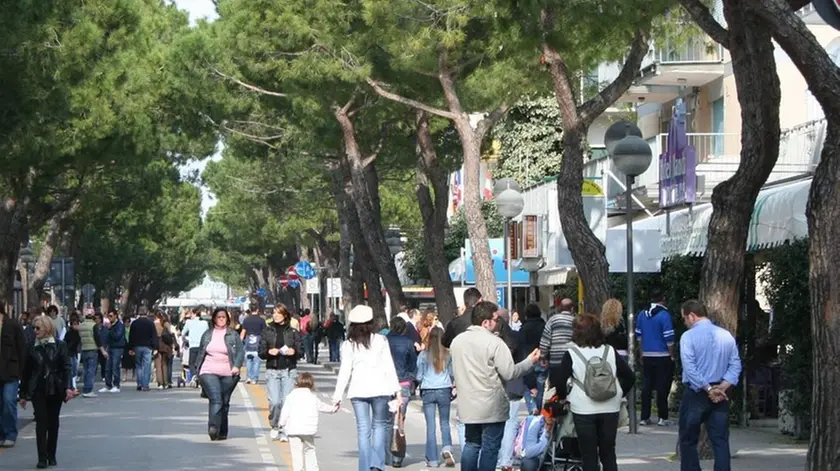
[172,0,220,217]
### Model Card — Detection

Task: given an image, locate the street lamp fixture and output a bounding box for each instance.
[494,180,524,312]
[607,120,653,436]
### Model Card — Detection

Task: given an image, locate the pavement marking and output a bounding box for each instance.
[238,382,293,469]
[245,382,295,468]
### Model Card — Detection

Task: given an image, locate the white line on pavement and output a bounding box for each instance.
[238,383,279,468]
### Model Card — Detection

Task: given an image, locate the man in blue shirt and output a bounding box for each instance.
[634,290,676,425]
[678,299,742,471]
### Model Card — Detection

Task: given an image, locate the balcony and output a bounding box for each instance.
[621,36,726,103]
[585,120,825,209]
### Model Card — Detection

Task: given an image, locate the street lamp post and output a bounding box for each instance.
[494,179,524,311]
[606,120,652,435]
[19,245,35,314]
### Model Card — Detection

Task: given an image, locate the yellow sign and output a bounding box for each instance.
[581,180,604,197]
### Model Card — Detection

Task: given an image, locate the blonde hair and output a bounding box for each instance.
[601,298,623,331]
[290,317,300,331]
[33,315,56,338]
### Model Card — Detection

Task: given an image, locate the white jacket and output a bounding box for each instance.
[332,334,400,404]
[279,388,335,436]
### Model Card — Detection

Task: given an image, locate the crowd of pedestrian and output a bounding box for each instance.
[0,286,742,471]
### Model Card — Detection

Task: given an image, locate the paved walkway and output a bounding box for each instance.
[0,345,807,470]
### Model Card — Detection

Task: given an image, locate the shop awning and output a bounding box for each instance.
[615,177,812,259]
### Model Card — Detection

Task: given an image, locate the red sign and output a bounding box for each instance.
[278,275,289,287]
[286,266,299,280]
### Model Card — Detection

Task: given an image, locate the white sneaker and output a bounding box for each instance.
[98,387,111,393]
[157,385,164,390]
[269,428,281,440]
[82,392,97,398]
[279,432,288,442]
[1,440,15,448]
[657,418,671,427]
[109,387,120,393]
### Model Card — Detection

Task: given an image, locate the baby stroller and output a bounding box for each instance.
[540,390,584,471]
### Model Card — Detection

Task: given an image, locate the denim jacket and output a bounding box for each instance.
[416,351,453,390]
[194,328,245,374]
[386,332,417,383]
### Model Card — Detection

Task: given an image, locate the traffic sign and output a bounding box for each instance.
[277,277,289,288]
[295,261,317,280]
[286,266,299,280]
[496,287,505,309]
[256,288,266,297]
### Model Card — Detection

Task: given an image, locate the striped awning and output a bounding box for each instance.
[613,177,811,259]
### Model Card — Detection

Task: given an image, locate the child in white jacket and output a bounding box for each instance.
[279,372,337,471]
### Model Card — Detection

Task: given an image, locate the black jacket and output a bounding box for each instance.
[128,316,158,350]
[519,317,546,356]
[20,340,71,400]
[386,332,417,383]
[0,317,27,381]
[65,329,81,355]
[604,320,629,352]
[258,322,303,370]
[442,307,474,349]
[325,321,345,341]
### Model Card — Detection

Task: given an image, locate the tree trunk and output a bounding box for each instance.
[415,111,459,325]
[331,166,362,311]
[738,1,840,467]
[28,201,80,306]
[697,1,781,334]
[554,129,611,312]
[0,199,27,310]
[805,125,840,471]
[541,29,650,312]
[334,107,406,313]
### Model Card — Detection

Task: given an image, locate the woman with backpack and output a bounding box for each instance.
[548,313,635,471]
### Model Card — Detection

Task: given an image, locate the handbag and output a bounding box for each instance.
[390,409,406,458]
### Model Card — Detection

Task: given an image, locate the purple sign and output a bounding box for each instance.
[659,99,697,208]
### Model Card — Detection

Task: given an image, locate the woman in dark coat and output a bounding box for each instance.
[19,316,74,469]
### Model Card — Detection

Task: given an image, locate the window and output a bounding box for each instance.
[711,98,724,156]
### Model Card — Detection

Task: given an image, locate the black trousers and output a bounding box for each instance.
[641,356,673,421]
[32,395,63,461]
[573,412,619,471]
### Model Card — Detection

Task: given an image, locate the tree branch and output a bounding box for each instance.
[366,78,457,120]
[579,29,651,125]
[212,68,288,97]
[475,105,510,141]
[677,0,730,48]
[747,0,840,118]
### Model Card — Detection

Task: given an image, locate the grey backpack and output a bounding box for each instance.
[570,345,617,402]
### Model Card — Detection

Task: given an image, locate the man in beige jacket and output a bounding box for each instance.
[450,301,539,471]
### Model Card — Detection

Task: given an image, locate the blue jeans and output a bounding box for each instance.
[328,339,341,362]
[134,347,152,389]
[302,334,314,363]
[245,353,261,383]
[351,396,390,471]
[462,422,505,471]
[498,399,523,467]
[71,354,79,390]
[524,366,547,413]
[679,388,731,471]
[105,348,124,389]
[199,374,239,438]
[81,350,98,394]
[0,380,19,441]
[266,368,297,429]
[520,457,540,471]
[421,388,453,466]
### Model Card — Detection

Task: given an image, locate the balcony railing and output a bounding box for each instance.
[640,37,725,70]
[585,120,826,206]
